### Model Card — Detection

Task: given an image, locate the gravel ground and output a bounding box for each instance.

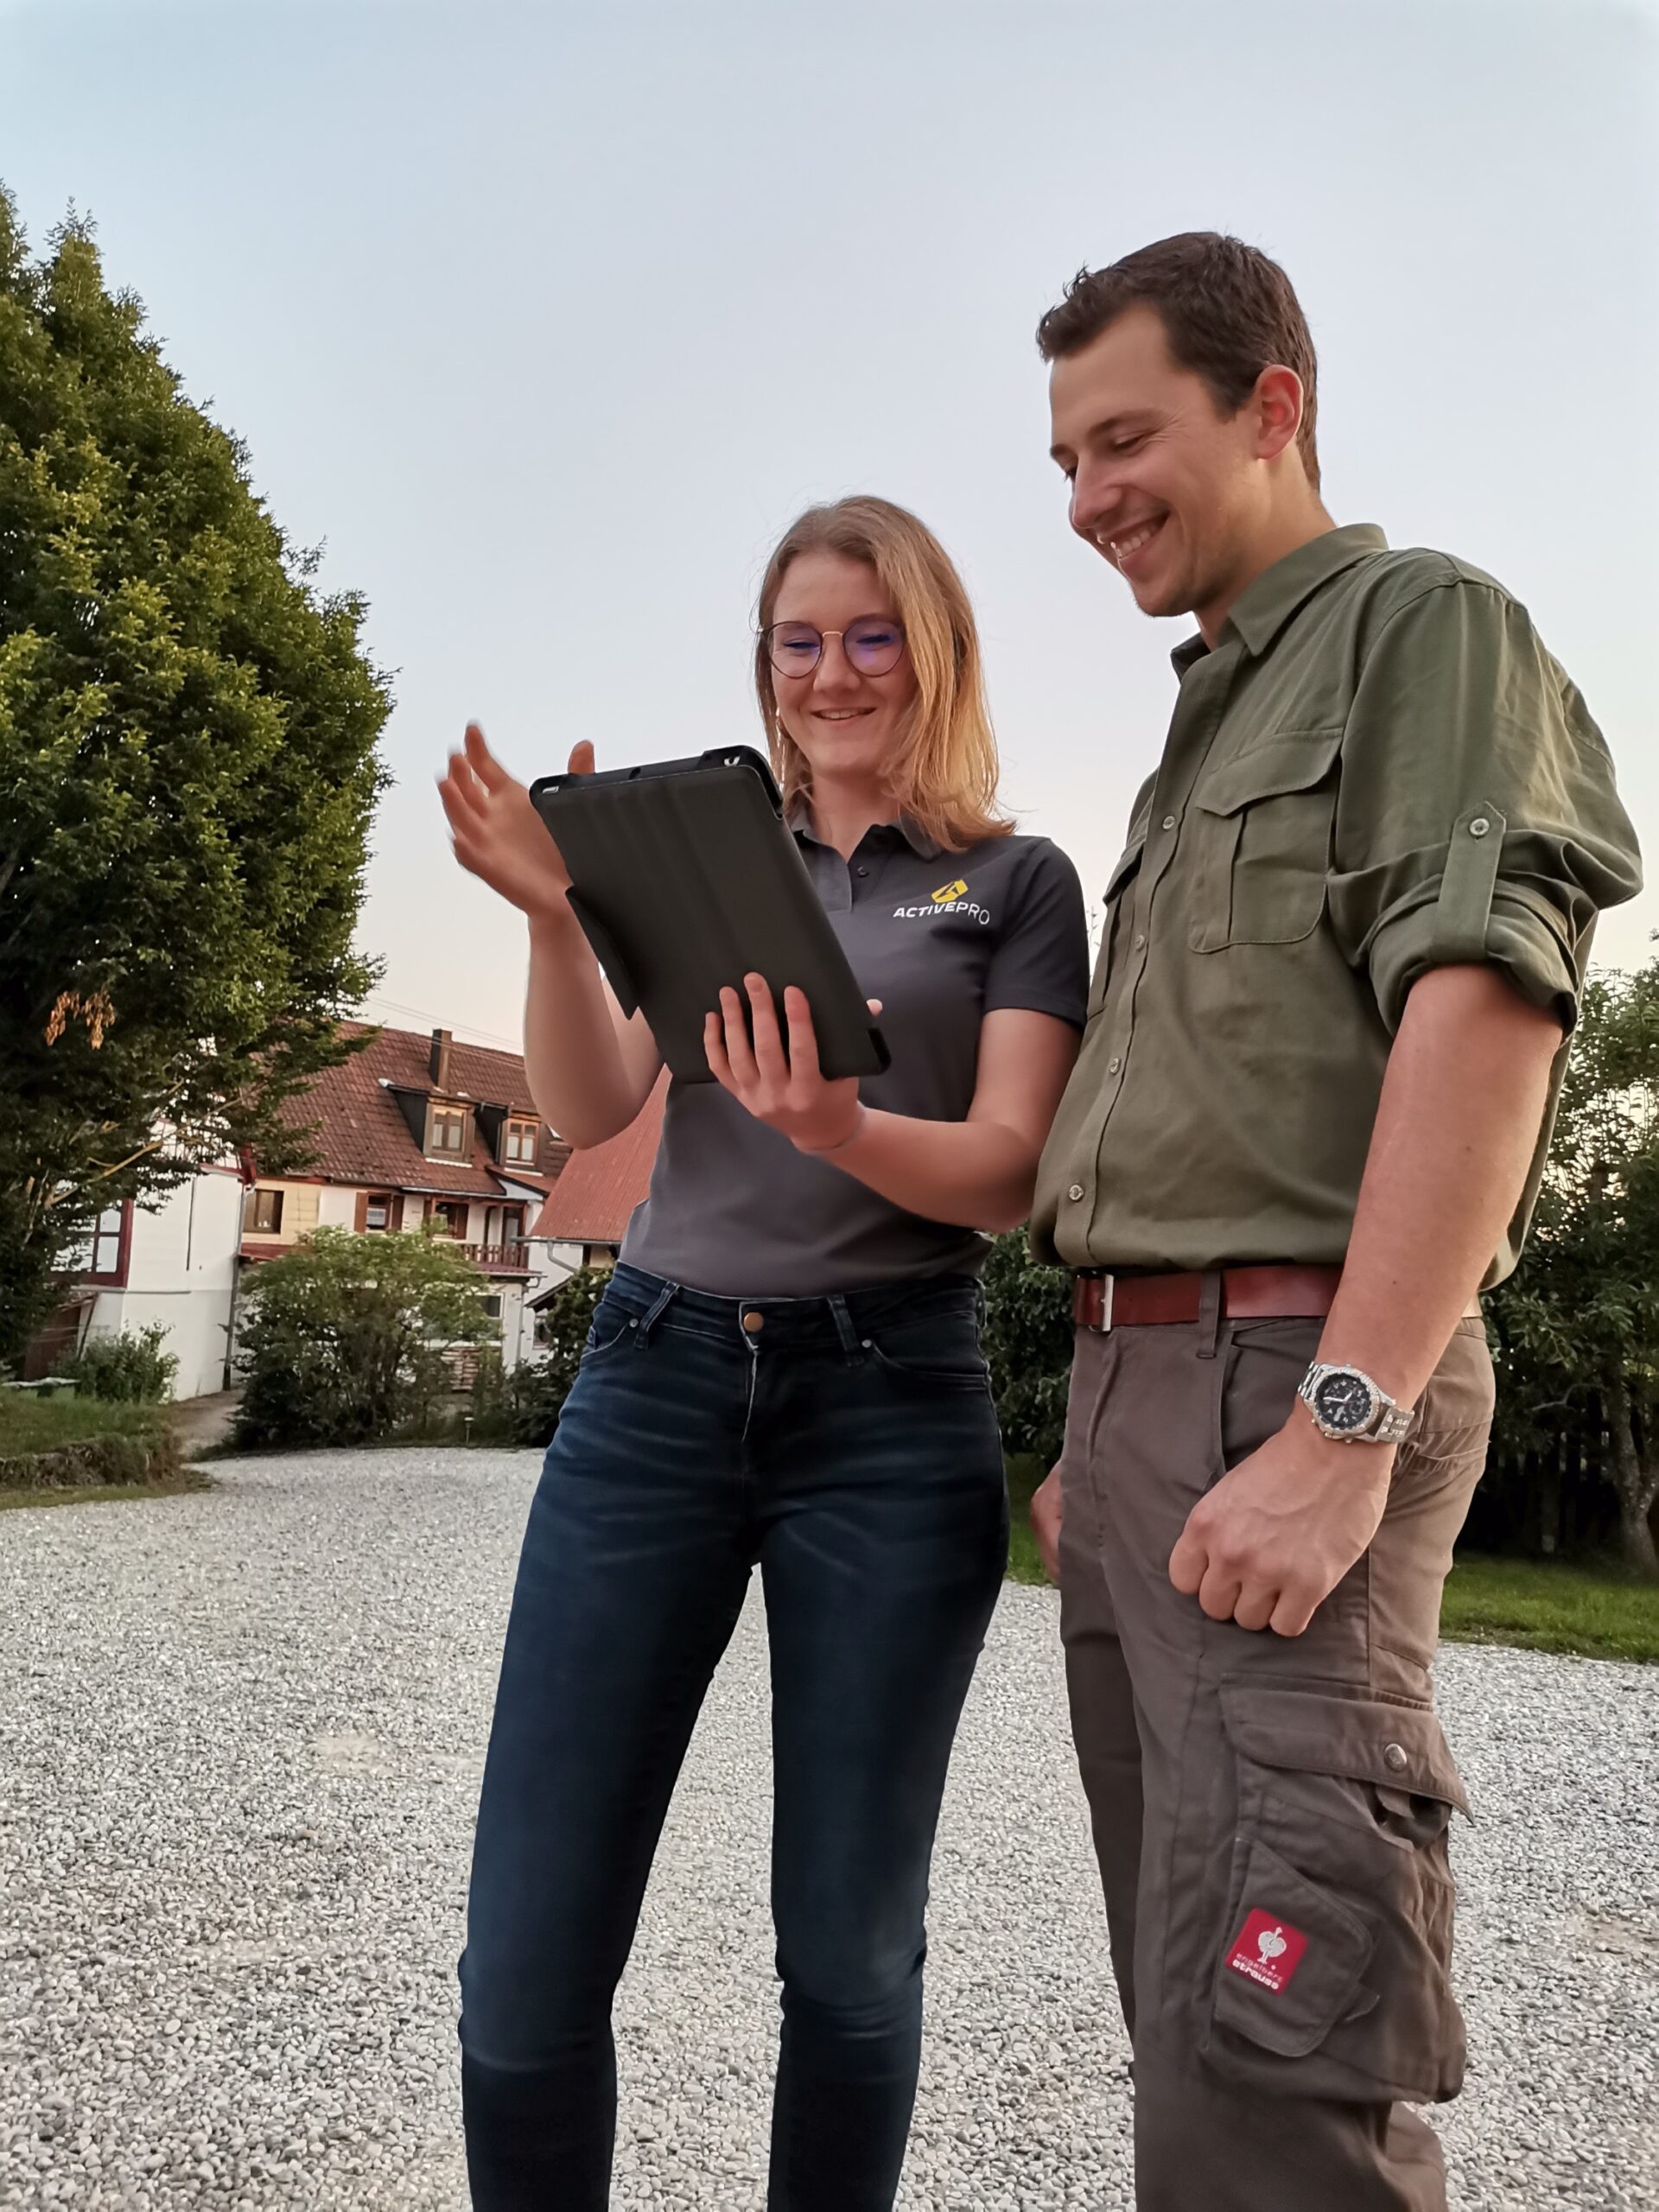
[2,1449,1656,2211]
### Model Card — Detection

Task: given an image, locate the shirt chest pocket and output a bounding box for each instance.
[1187,729,1343,952]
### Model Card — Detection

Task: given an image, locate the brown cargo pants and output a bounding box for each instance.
[1058,1292,1495,2212]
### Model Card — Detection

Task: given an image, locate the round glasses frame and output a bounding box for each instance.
[760,616,907,680]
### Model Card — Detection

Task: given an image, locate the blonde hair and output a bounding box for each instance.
[753,496,1012,855]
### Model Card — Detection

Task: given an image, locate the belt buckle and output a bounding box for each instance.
[1088,1272,1114,1333]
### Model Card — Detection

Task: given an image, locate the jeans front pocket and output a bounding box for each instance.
[1203,1681,1469,2104]
[864,1306,993,1394]
[1188,730,1342,951]
[580,1291,649,1364]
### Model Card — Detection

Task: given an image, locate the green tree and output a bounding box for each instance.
[232,1228,495,1449]
[1485,963,1659,1574]
[0,191,391,1365]
[981,1229,1075,1465]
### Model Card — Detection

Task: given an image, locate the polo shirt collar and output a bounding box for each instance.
[786,798,944,863]
[1169,523,1389,673]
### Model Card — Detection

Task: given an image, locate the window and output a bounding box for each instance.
[428,1104,469,1157]
[480,1294,502,1322]
[504,1117,539,1166]
[364,1192,392,1231]
[87,1205,125,1279]
[430,1200,468,1239]
[245,1188,284,1235]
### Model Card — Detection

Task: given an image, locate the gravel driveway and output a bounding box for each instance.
[3,1450,1656,2210]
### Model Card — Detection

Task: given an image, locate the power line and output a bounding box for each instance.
[358,995,523,1055]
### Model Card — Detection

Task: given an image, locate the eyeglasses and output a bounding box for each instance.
[761,616,906,679]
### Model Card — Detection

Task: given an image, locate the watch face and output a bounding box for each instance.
[1313,1370,1376,1434]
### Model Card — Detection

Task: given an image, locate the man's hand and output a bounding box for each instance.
[1168,1407,1394,1637]
[1029,1463,1063,1584]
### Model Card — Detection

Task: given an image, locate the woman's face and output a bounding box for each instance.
[767,550,918,791]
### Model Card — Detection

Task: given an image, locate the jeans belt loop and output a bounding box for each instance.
[637,1280,678,1343]
[826,1292,861,1359]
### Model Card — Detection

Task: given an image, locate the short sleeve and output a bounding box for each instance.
[1326,581,1643,1034]
[983,837,1090,1027]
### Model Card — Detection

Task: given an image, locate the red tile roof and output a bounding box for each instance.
[532,1074,667,1243]
[269,1024,571,1198]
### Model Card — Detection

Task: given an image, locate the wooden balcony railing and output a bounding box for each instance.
[462,1241,533,1274]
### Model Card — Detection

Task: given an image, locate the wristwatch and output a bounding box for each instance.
[1297,1362,1415,1445]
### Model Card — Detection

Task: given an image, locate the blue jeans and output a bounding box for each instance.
[458,1265,1008,2210]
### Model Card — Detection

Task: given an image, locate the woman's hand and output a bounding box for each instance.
[705,975,880,1155]
[439,723,591,925]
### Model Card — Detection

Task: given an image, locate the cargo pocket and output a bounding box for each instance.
[1188,731,1341,951]
[1203,1681,1469,2104]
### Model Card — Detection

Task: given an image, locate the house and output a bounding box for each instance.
[21,1023,572,1397]
[22,1163,249,1397]
[240,1025,571,1370]
[524,1074,667,1346]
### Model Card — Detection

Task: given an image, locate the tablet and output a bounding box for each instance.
[529,747,891,1085]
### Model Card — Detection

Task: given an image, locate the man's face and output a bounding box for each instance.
[1047,303,1265,625]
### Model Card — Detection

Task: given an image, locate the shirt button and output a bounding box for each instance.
[1382,1742,1409,1773]
[1469,817,1491,839]
[1161,814,1177,831]
[1134,933,1146,950]
[1108,1055,1122,1073]
[1067,1184,1085,1203]
[855,865,870,876]
[741,1310,765,1334]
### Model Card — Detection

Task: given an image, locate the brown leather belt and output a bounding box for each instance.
[1072,1265,1345,1332]
[1072,1267,1482,1332]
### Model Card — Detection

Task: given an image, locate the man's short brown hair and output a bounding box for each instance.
[1036,232,1320,492]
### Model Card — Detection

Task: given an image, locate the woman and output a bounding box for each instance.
[439,495,1086,2209]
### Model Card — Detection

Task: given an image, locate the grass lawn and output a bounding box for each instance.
[1005,1453,1049,1588]
[1440,1555,1659,1664]
[0,1394,162,1454]
[0,1471,211,1513]
[1002,1453,1659,1663]
[0,1391,194,1510]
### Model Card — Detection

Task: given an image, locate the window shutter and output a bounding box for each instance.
[354,1190,369,1233]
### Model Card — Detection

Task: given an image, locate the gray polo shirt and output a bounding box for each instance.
[619,817,1087,1295]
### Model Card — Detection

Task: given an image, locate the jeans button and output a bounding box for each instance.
[741,1310,766,1334]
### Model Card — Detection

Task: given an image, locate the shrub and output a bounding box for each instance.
[982,1230,1074,1466]
[467,1268,608,1446]
[54,1323,179,1402]
[233,1227,494,1449]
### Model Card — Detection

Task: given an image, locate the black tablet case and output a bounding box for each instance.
[529,747,890,1086]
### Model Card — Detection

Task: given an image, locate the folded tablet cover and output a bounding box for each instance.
[530,748,890,1085]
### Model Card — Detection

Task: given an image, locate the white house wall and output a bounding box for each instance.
[84,1172,245,1400]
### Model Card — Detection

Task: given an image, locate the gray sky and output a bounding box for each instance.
[4,0,1656,1052]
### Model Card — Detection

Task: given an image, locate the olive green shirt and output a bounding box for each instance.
[1032,524,1643,1287]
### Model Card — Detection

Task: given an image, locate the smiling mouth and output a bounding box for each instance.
[813,709,875,721]
[1096,514,1166,573]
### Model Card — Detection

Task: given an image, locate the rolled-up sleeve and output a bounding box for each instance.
[1326,580,1643,1034]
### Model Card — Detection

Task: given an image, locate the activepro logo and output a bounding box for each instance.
[893,877,991,926]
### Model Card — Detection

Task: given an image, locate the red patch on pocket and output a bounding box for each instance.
[1225,1909,1308,1994]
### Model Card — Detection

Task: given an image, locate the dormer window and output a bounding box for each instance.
[428,1103,470,1158]
[503,1116,539,1167]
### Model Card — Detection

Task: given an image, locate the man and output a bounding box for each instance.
[1026,232,1641,2212]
